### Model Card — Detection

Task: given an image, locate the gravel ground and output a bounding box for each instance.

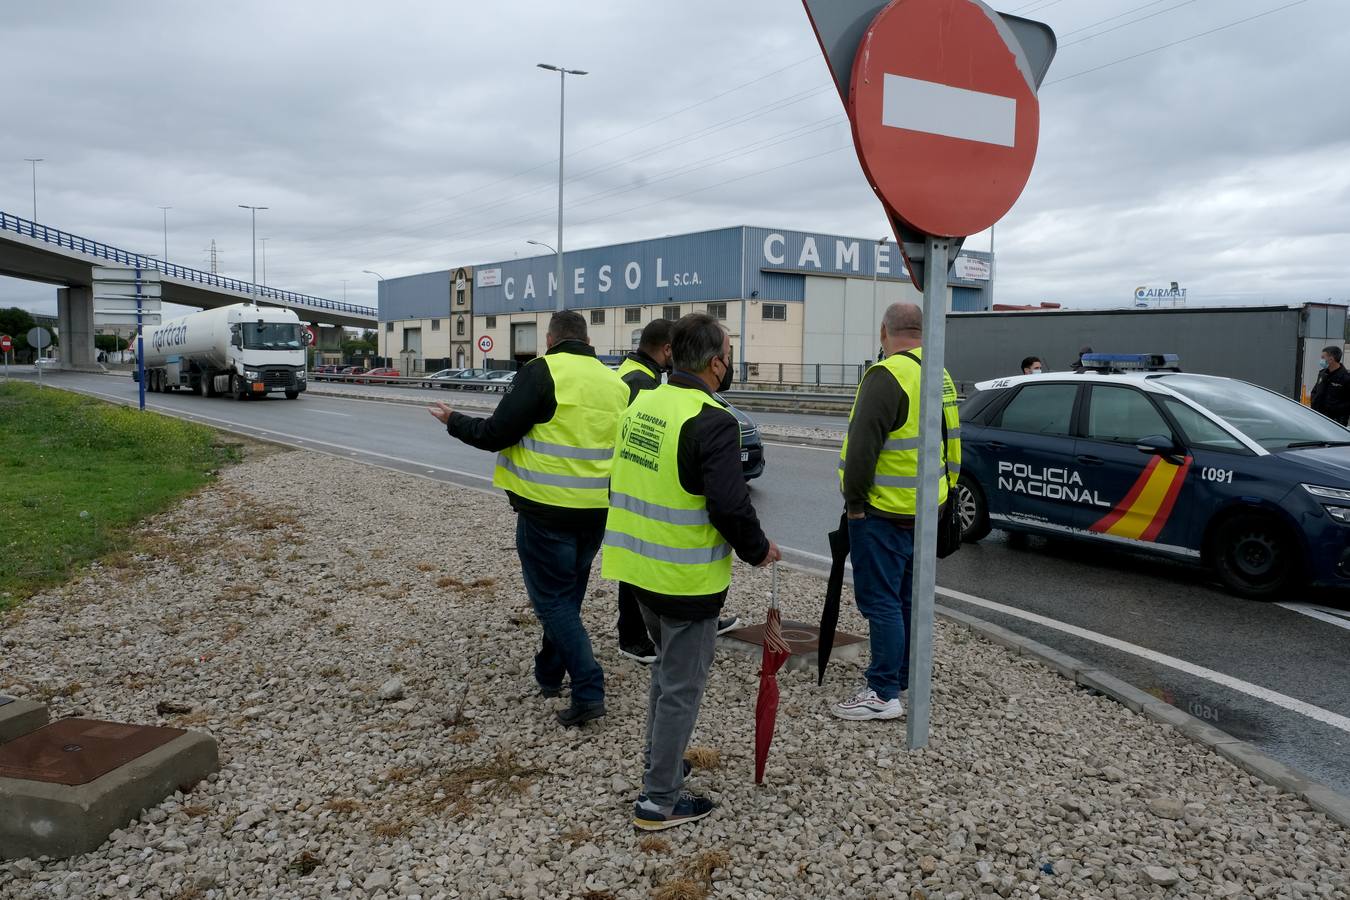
[1,446,1346,900]
[758,423,845,444]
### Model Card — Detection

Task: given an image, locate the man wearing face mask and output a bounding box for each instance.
[604,312,780,831]
[1020,356,1043,375]
[613,318,741,664]
[1311,345,1350,425]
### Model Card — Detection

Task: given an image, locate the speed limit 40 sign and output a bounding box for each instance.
[478,335,494,353]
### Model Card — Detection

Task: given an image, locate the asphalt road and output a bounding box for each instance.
[19,370,1350,797]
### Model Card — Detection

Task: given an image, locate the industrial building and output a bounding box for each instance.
[377,226,993,380]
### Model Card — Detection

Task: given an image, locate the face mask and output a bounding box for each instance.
[716,355,733,393]
[1321,359,1330,370]
[1030,367,1043,375]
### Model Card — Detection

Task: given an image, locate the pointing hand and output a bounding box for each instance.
[428,401,453,425]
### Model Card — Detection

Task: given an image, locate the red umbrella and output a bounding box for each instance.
[754,564,792,785]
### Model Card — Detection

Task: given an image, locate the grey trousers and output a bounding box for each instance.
[638,603,718,811]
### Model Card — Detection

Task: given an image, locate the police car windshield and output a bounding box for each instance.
[243,323,302,350]
[1155,374,1349,451]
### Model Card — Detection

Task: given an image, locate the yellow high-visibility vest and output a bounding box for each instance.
[838,348,962,515]
[602,384,735,595]
[493,352,628,509]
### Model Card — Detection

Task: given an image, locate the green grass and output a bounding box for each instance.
[0,383,236,611]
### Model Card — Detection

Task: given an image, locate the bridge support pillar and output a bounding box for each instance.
[57,286,98,370]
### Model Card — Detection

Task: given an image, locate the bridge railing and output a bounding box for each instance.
[0,210,377,319]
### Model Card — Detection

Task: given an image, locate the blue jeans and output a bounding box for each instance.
[516,514,605,704]
[848,515,914,701]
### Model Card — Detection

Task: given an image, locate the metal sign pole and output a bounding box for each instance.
[136,268,146,411]
[906,234,949,750]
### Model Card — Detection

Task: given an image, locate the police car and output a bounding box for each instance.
[955,354,1350,598]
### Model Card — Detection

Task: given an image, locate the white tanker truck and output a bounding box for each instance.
[135,303,307,400]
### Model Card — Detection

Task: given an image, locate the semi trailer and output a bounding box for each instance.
[135,303,307,399]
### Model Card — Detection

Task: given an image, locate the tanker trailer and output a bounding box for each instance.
[136,303,307,399]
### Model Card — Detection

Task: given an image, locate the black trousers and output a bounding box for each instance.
[617,582,655,645]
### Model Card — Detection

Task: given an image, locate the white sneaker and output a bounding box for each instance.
[831,687,903,721]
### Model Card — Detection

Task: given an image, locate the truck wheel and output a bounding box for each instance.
[231,374,248,400]
[285,390,299,400]
[1210,513,1299,600]
[205,375,217,398]
[956,476,991,543]
[149,371,160,393]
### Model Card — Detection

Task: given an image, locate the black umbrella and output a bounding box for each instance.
[817,512,850,686]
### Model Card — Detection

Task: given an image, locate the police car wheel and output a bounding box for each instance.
[956,477,991,543]
[1212,514,1297,599]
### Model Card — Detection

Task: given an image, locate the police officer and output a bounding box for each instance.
[603,313,779,831]
[614,319,741,665]
[833,302,960,721]
[429,310,628,727]
[1311,345,1350,425]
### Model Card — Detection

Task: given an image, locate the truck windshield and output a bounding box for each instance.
[242,323,302,350]
[1155,374,1350,451]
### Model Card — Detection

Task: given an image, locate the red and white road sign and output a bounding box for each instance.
[478,335,494,353]
[848,0,1040,238]
[0,335,10,353]
[303,325,316,346]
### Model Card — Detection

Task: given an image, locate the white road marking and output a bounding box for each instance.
[306,409,351,417]
[882,73,1017,147]
[763,440,841,453]
[1278,602,1350,631]
[938,585,1350,735]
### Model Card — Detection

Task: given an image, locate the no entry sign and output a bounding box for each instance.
[303,325,316,346]
[849,0,1040,238]
[0,335,10,353]
[478,335,494,353]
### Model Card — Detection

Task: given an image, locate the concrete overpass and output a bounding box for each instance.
[1,211,376,368]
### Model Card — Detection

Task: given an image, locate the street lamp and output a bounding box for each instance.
[362,270,386,364]
[537,63,588,312]
[260,237,269,285]
[24,158,43,221]
[238,205,268,302]
[158,206,171,265]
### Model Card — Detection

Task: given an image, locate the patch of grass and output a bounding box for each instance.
[181,805,211,818]
[683,747,721,770]
[371,820,410,839]
[419,749,545,816]
[416,562,436,572]
[638,835,671,854]
[286,850,321,875]
[683,850,731,882]
[561,826,606,847]
[318,665,342,678]
[323,798,360,814]
[652,878,707,900]
[0,383,233,611]
[580,892,617,900]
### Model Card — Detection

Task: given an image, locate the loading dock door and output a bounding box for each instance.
[512,323,537,364]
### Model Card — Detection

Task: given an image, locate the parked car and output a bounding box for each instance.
[33,357,59,370]
[446,368,490,390]
[714,392,765,480]
[339,366,368,378]
[956,353,1350,598]
[483,370,516,392]
[422,368,464,388]
[356,367,400,384]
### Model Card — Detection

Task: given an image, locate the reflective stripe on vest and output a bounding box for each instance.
[492,352,628,509]
[602,384,734,596]
[837,348,961,516]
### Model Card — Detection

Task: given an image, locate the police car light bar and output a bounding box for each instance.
[1080,353,1181,372]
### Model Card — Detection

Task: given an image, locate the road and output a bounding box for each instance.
[18,370,1350,797]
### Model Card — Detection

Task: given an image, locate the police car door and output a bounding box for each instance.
[1077,385,1195,555]
[978,382,1084,529]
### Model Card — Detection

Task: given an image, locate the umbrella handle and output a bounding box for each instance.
[770,562,778,610]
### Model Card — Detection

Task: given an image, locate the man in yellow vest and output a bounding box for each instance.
[429,310,628,727]
[833,302,961,721]
[604,313,780,831]
[614,319,741,665]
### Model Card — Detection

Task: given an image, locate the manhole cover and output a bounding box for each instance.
[0,719,184,786]
[723,619,863,655]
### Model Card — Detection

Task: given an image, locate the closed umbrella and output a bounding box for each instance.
[754,564,792,784]
[817,513,850,686]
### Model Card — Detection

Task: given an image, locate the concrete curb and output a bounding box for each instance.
[936,605,1350,829]
[0,699,48,743]
[759,430,845,449]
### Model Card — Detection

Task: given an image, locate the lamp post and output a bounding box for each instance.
[158,206,171,265]
[260,237,269,285]
[237,205,267,302]
[526,238,557,301]
[537,63,588,312]
[24,158,43,221]
[362,270,385,361]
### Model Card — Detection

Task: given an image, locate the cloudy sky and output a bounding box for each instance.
[1,0,1345,319]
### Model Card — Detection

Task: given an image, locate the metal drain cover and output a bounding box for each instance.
[0,719,185,786]
[723,619,863,655]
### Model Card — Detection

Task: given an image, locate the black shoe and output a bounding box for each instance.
[618,639,658,665]
[716,615,742,636]
[539,683,565,699]
[633,791,717,831]
[556,701,606,727]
